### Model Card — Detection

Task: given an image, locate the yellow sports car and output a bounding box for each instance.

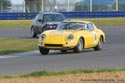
[38,21,106,55]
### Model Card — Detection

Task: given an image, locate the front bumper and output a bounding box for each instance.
[38,44,75,50]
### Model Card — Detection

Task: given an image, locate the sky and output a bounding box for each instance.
[11,0,24,4]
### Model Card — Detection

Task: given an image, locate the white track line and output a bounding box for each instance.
[0,56,19,59]
[0,51,39,59]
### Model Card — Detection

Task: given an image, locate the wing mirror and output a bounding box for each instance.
[38,19,44,23]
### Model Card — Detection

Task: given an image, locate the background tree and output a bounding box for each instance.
[0,0,11,12]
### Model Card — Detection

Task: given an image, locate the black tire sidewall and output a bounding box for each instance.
[73,38,83,53]
[31,27,37,37]
[39,46,49,55]
[94,37,103,51]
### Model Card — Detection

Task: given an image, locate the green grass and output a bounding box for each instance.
[0,20,32,28]
[21,68,125,77]
[0,18,125,28]
[71,18,125,26]
[0,38,38,55]
[0,68,125,78]
[20,70,93,77]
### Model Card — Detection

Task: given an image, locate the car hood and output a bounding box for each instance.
[42,30,81,43]
[45,30,78,37]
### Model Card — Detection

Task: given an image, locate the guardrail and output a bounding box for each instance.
[62,11,125,18]
[0,13,37,20]
[0,11,125,20]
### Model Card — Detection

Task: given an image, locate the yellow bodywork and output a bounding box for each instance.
[39,21,106,50]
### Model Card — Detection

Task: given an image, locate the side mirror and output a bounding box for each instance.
[38,19,43,23]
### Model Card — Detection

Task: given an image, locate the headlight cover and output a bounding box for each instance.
[67,35,74,42]
[41,34,46,40]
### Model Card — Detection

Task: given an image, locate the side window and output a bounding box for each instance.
[38,13,43,20]
[87,23,94,30]
[34,13,40,20]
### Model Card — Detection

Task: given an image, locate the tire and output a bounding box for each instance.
[94,37,103,51]
[31,27,37,38]
[39,46,49,55]
[73,38,83,53]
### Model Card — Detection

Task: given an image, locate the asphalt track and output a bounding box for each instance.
[0,26,125,75]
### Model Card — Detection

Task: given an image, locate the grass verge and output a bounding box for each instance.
[20,68,125,77]
[0,38,38,55]
[71,18,125,26]
[0,20,32,28]
[0,68,125,78]
[0,18,125,28]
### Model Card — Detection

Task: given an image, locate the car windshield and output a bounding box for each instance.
[43,14,65,22]
[56,22,85,30]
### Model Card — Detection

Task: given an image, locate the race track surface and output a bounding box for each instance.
[0,26,125,75]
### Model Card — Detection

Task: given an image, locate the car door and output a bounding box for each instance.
[32,13,44,33]
[33,13,43,26]
[85,23,96,48]
[37,13,44,32]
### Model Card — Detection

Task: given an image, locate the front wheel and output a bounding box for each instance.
[31,27,37,38]
[39,46,49,55]
[94,37,103,51]
[73,38,83,53]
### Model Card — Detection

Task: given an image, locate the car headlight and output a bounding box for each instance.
[68,35,74,42]
[41,34,46,40]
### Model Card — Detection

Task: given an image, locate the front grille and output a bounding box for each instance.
[44,24,57,30]
[45,44,63,47]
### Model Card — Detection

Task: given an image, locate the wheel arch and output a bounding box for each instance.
[79,36,85,48]
[100,35,104,43]
[31,25,33,30]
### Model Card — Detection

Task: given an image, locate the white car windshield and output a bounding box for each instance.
[56,22,85,30]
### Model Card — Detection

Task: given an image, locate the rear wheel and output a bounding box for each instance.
[31,27,37,38]
[39,46,49,55]
[73,38,83,53]
[94,37,103,51]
